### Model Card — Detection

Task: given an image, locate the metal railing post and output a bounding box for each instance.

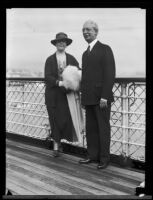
[22,81,25,135]
[121,83,129,157]
[83,109,86,148]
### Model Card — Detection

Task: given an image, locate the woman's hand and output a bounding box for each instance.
[58,81,64,87]
[58,81,71,94]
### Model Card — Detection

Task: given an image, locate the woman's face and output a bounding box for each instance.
[56,41,67,52]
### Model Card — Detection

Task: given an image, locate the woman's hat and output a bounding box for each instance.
[51,32,72,46]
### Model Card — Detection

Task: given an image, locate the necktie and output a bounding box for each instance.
[87,45,90,55]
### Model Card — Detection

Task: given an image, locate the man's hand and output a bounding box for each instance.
[100,98,107,109]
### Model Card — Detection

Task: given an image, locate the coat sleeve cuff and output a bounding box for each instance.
[100,98,107,102]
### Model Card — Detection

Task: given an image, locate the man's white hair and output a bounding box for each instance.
[83,20,99,33]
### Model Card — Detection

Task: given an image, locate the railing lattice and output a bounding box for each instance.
[6,78,146,162]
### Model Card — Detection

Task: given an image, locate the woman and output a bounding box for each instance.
[44,32,83,157]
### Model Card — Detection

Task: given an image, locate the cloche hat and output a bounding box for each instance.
[51,32,72,46]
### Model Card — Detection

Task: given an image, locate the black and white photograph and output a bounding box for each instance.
[5,8,147,197]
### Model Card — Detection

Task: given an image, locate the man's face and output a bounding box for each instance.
[82,22,97,43]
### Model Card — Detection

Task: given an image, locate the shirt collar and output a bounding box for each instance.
[88,38,98,51]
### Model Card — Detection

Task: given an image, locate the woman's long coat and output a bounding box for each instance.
[44,52,79,142]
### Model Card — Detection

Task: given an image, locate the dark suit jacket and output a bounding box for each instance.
[81,41,116,106]
[44,52,79,107]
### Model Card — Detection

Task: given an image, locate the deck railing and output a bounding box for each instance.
[6,77,146,162]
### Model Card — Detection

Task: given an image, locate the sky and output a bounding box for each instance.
[6,8,146,77]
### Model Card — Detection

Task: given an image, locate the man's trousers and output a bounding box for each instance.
[85,103,111,163]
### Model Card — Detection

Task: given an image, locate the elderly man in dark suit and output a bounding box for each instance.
[79,20,116,169]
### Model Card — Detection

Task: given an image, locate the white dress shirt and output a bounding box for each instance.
[88,38,98,51]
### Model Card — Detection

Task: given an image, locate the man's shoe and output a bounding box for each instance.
[79,158,93,164]
[97,162,109,169]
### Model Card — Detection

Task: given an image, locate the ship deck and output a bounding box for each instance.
[6,138,145,196]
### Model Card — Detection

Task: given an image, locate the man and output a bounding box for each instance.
[79,20,116,169]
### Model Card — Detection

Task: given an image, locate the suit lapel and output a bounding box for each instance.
[90,41,99,54]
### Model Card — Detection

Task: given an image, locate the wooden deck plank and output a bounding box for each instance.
[6,139,144,182]
[6,155,113,195]
[5,149,142,195]
[7,156,97,195]
[6,148,115,183]
[6,179,36,195]
[6,149,134,194]
[7,169,66,195]
[6,139,145,195]
[6,171,53,195]
[6,145,144,189]
[7,150,136,195]
[6,140,144,184]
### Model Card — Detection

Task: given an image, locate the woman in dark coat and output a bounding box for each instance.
[44,32,79,157]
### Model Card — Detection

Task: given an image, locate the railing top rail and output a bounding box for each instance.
[6,77,146,82]
[115,77,145,83]
[6,77,45,81]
